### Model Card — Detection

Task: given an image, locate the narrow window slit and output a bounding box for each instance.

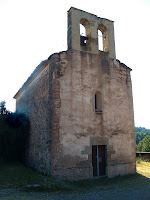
[95,91,102,113]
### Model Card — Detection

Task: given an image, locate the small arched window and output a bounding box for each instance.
[95,91,102,113]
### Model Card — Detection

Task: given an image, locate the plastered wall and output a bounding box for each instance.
[53,49,136,179]
[15,49,136,179]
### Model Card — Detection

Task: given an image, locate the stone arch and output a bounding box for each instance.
[80,18,91,47]
[98,24,109,52]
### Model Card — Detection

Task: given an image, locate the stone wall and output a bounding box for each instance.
[15,52,68,176]
[48,52,68,176]
[15,60,52,174]
[67,7,116,59]
[52,49,136,179]
[14,48,136,179]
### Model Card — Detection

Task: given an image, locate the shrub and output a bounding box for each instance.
[136,157,142,164]
[0,112,30,162]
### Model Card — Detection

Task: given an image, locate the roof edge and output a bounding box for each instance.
[14,50,67,100]
[68,7,114,22]
[14,59,49,99]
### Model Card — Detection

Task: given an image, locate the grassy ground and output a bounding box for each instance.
[0,160,150,199]
[0,162,65,192]
[136,159,150,178]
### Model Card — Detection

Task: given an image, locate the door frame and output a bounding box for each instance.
[92,145,107,177]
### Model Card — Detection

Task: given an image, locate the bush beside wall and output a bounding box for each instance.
[0,112,29,162]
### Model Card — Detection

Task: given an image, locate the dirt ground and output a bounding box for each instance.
[0,184,150,200]
[0,174,150,200]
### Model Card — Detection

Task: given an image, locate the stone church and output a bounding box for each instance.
[14,7,136,179]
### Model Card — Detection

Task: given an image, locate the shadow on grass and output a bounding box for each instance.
[0,162,150,193]
[23,173,150,193]
[64,173,150,192]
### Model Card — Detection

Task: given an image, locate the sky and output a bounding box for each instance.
[0,0,150,128]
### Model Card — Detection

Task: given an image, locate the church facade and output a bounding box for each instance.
[14,7,136,179]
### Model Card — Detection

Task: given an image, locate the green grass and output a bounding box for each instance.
[0,162,66,192]
[66,173,149,192]
[0,161,150,193]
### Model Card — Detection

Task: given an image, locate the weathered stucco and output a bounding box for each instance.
[68,7,116,58]
[51,50,136,179]
[14,7,136,179]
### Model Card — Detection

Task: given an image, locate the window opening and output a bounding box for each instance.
[98,30,103,51]
[80,24,88,46]
[80,24,86,36]
[95,91,102,113]
[98,24,108,52]
[80,19,90,47]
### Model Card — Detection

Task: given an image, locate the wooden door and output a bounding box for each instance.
[92,145,106,176]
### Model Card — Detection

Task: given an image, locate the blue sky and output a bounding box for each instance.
[0,0,150,128]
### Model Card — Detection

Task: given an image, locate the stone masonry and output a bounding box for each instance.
[14,7,136,179]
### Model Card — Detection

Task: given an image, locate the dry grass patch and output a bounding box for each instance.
[136,160,150,178]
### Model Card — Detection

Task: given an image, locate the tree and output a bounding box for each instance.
[0,101,29,162]
[135,127,150,145]
[0,101,10,115]
[142,135,150,152]
[137,140,143,152]
[137,135,150,152]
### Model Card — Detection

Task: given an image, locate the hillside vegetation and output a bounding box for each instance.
[135,127,150,152]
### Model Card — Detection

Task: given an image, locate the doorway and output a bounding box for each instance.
[92,145,107,176]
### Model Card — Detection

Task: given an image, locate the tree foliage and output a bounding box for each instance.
[0,101,29,162]
[136,140,143,152]
[0,101,10,115]
[136,127,150,152]
[141,135,150,152]
[135,127,150,145]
